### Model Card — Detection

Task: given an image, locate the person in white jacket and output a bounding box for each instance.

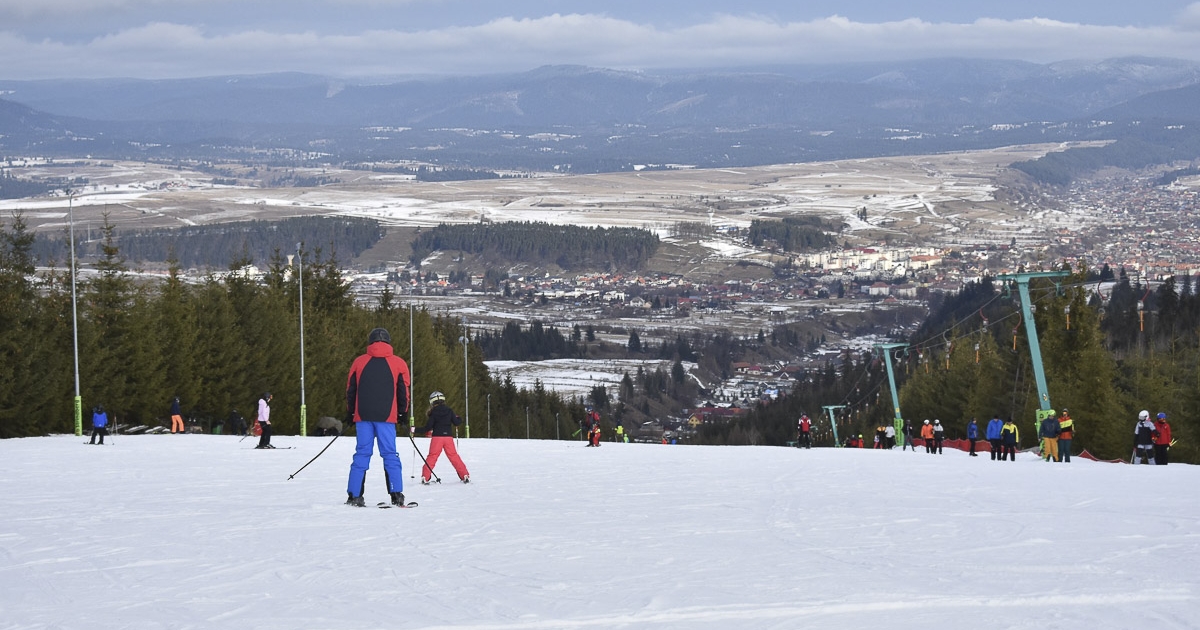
[255,392,274,449]
[1133,410,1155,464]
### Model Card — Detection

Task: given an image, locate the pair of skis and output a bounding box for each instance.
[377,501,418,509]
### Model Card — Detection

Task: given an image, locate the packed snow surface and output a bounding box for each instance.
[1,434,1196,629]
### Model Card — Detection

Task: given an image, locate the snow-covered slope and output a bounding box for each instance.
[1,435,1195,629]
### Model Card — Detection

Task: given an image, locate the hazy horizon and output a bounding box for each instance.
[1,0,1199,80]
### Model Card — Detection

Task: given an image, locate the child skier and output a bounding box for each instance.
[414,391,470,484]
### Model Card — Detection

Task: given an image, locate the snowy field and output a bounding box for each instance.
[2,434,1197,629]
[5,144,1083,247]
[485,359,687,400]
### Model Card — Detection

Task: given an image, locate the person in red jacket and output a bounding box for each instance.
[344,328,411,507]
[1153,412,1172,465]
[588,418,602,447]
[797,413,812,449]
[414,391,470,484]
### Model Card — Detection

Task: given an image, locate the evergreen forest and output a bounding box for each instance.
[747,216,839,252]
[0,213,587,441]
[409,221,659,271]
[31,216,383,269]
[1011,126,1200,186]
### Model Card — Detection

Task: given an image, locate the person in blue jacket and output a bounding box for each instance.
[966,418,979,456]
[986,415,1004,461]
[89,404,108,445]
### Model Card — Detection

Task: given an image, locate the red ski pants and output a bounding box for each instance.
[424,436,469,481]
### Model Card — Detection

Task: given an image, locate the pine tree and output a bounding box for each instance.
[154,258,198,421]
[0,213,42,437]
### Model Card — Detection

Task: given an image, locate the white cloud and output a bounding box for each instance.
[1179,2,1200,31]
[1,12,1199,79]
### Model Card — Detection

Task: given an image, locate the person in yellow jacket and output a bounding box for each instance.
[1000,418,1020,462]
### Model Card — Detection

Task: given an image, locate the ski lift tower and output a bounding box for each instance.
[997,271,1069,427]
[876,342,908,444]
[821,405,846,446]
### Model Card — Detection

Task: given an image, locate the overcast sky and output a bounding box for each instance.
[2,0,1200,79]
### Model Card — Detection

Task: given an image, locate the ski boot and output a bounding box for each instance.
[461,476,470,484]
[390,492,405,507]
[345,494,365,507]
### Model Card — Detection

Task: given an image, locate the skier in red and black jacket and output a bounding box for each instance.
[344,328,411,507]
[1153,412,1172,465]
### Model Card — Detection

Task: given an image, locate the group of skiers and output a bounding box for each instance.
[344,327,470,507]
[797,406,1174,465]
[87,393,275,445]
[982,415,1024,461]
[1133,410,1173,465]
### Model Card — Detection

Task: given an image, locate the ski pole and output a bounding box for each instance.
[408,431,441,483]
[287,433,340,480]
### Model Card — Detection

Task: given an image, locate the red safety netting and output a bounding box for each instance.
[1077,449,1127,464]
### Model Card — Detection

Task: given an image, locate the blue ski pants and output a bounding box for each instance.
[347,421,404,498]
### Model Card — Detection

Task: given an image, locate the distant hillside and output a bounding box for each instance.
[0,98,72,145]
[1093,83,1200,123]
[3,58,1199,129]
[2,58,1200,172]
[1010,80,1200,186]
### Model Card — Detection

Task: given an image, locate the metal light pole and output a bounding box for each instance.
[556,412,560,440]
[409,304,415,433]
[460,317,469,438]
[526,406,529,440]
[67,189,82,436]
[296,243,307,436]
[486,393,491,439]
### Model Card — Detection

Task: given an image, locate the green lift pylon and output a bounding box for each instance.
[997,271,1069,428]
[876,342,908,444]
[822,405,846,446]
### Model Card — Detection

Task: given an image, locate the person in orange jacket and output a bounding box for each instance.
[920,419,935,453]
[1153,412,1172,465]
[1057,409,1075,463]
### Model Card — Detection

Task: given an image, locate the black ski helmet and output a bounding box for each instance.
[369,327,391,345]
